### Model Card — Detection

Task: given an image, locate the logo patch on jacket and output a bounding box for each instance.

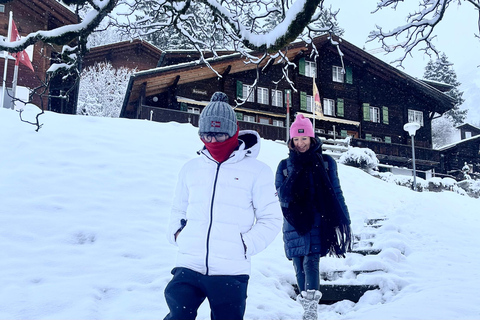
[211,121,221,128]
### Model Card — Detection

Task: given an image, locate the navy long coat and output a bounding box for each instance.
[275,139,351,260]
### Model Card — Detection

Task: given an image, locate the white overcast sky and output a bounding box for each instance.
[331,0,480,125]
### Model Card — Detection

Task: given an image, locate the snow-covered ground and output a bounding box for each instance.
[1,106,479,320]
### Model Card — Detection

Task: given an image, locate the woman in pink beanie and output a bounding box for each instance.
[275,114,352,320]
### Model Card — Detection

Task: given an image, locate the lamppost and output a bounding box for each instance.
[403,122,421,191]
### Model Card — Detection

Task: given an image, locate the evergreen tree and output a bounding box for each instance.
[424,53,467,125]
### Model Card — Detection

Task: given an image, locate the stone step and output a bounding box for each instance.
[319,284,380,304]
[365,217,387,225]
[349,248,382,255]
[321,269,385,281]
[292,283,380,304]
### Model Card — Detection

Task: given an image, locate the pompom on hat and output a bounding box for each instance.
[290,114,314,138]
[198,92,238,137]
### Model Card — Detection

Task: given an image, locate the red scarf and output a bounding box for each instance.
[203,128,240,163]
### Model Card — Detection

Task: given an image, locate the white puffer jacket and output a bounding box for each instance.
[168,130,282,276]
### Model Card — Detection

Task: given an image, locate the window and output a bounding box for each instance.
[323,98,335,116]
[271,89,283,107]
[243,84,255,102]
[273,120,284,127]
[332,66,344,83]
[328,130,337,137]
[187,107,200,114]
[408,109,424,126]
[257,87,269,105]
[0,5,4,13]
[259,117,270,125]
[299,58,316,78]
[370,106,380,123]
[372,137,382,142]
[244,115,255,123]
[466,131,472,139]
[306,95,313,113]
[305,61,317,78]
[385,136,392,143]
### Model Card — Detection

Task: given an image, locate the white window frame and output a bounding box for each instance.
[271,89,283,107]
[372,137,382,142]
[273,120,284,127]
[243,84,255,102]
[257,87,269,105]
[465,131,472,139]
[305,61,317,78]
[259,117,270,125]
[332,66,344,83]
[370,106,380,123]
[187,107,200,114]
[306,95,313,113]
[244,115,255,123]
[408,109,424,127]
[323,98,335,116]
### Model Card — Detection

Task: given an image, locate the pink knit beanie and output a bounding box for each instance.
[290,114,314,138]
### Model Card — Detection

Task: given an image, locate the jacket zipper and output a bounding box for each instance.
[205,162,221,275]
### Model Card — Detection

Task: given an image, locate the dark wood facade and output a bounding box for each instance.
[438,135,480,177]
[120,35,456,172]
[0,0,77,111]
[457,123,480,140]
[83,39,164,71]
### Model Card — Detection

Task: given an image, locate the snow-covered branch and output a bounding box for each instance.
[367,0,480,68]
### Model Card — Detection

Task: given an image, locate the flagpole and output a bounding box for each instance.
[1,11,13,109]
[312,76,316,132]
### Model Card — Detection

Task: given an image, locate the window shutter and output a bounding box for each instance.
[385,136,392,143]
[341,130,348,137]
[235,112,243,121]
[382,106,389,124]
[363,103,370,121]
[300,91,307,111]
[365,133,372,141]
[299,58,305,76]
[236,80,243,98]
[337,98,344,117]
[345,67,353,84]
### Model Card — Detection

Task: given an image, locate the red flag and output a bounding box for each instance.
[10,20,34,72]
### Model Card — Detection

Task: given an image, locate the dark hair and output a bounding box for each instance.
[288,137,317,151]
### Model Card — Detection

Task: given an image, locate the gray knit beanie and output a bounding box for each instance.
[198,92,237,137]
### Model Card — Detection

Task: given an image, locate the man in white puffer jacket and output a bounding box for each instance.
[164,92,282,320]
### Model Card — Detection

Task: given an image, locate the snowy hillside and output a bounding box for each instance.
[1,106,479,320]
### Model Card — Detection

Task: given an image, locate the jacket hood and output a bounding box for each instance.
[238,130,261,158]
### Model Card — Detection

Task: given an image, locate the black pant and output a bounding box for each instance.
[164,267,249,320]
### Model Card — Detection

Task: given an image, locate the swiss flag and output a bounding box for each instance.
[10,20,34,72]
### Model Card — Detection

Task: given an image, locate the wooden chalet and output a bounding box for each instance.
[456,123,480,140]
[120,34,456,172]
[83,39,164,71]
[0,0,77,112]
[436,123,480,178]
[438,135,480,178]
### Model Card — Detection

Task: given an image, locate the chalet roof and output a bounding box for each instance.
[418,79,454,93]
[456,123,480,132]
[16,0,78,27]
[84,39,164,65]
[437,134,480,151]
[120,34,456,116]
